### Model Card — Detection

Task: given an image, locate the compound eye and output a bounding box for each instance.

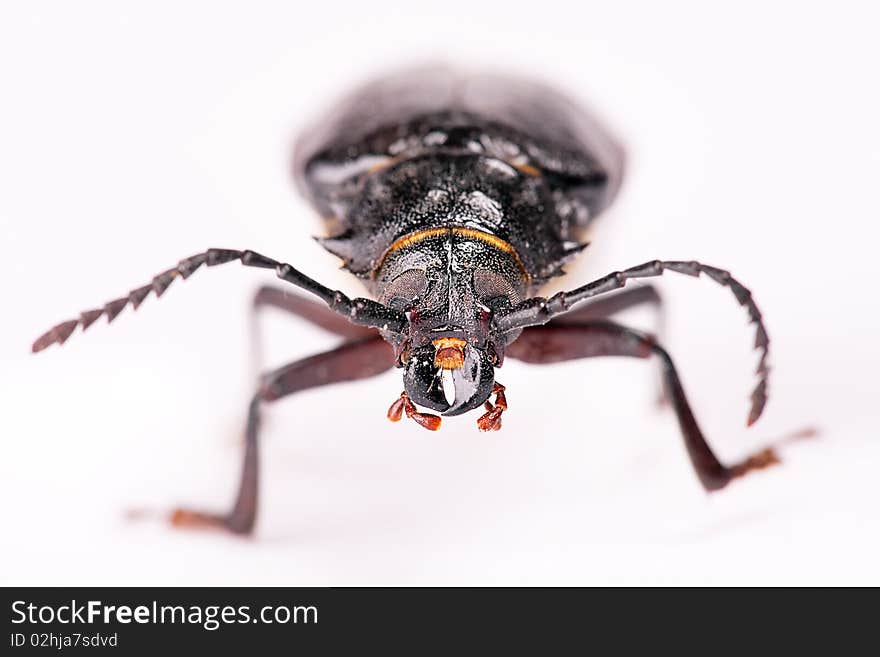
[379,268,428,311]
[473,269,521,310]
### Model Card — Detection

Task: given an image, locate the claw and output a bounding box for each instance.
[729,447,781,479]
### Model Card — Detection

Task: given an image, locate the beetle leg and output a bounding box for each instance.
[249,284,379,379]
[170,336,395,535]
[252,285,378,341]
[550,286,666,405]
[506,320,779,491]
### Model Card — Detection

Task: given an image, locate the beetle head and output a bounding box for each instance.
[374,229,526,423]
[402,338,496,416]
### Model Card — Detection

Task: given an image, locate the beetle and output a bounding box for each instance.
[32,68,778,535]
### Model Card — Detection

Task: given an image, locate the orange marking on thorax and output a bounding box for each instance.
[374,227,529,281]
[511,161,542,177]
[366,155,400,175]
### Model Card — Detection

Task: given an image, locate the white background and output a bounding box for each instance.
[1,1,878,586]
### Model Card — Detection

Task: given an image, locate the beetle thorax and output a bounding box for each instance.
[373,229,526,348]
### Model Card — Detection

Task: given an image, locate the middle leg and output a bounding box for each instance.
[248,284,378,379]
[550,285,667,404]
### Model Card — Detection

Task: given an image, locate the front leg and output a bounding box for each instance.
[506,321,778,491]
[248,284,379,379]
[552,285,666,405]
[252,285,378,341]
[171,336,395,534]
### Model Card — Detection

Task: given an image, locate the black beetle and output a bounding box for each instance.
[33,68,777,534]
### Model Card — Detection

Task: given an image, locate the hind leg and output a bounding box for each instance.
[506,320,778,491]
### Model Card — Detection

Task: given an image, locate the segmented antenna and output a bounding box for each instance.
[31,250,237,353]
[497,260,770,426]
[32,248,406,353]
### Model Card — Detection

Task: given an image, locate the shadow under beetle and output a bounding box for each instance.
[33,68,778,535]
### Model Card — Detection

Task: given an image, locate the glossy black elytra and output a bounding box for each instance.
[33,68,778,534]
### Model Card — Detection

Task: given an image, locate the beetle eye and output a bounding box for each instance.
[473,269,521,309]
[380,268,429,311]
